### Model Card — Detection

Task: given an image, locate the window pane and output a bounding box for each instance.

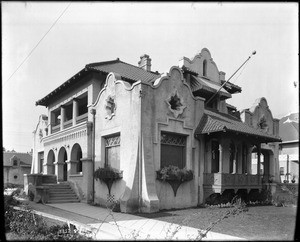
[105,134,120,169]
[160,132,186,169]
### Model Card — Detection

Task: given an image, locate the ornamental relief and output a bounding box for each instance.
[105,96,116,120]
[165,90,186,118]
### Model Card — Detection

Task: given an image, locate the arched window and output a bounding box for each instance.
[203,59,207,77]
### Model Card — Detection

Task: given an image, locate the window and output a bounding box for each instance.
[206,99,218,110]
[160,132,186,169]
[13,160,18,166]
[211,140,219,173]
[203,59,207,77]
[280,167,284,176]
[38,152,44,173]
[105,134,120,169]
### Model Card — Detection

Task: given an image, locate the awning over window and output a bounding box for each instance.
[190,75,231,99]
[195,109,282,143]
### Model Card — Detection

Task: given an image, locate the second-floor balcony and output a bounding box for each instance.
[51,113,88,134]
[203,173,262,194]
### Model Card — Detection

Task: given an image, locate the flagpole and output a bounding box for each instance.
[206,50,256,105]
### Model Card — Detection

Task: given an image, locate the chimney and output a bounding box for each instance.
[138,54,151,72]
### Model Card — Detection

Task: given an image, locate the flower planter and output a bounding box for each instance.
[156,165,193,196]
[94,166,123,195]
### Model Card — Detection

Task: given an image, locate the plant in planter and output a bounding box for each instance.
[156,165,193,196]
[291,175,296,183]
[94,165,123,195]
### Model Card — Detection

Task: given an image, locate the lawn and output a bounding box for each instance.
[138,205,297,240]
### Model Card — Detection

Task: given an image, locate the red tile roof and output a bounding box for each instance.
[195,109,282,142]
[36,59,161,106]
[86,59,160,83]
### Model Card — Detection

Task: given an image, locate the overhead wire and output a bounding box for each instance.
[3,2,72,87]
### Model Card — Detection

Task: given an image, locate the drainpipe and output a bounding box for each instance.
[138,89,143,212]
[90,108,96,203]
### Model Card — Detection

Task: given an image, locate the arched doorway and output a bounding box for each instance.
[71,143,82,174]
[47,150,55,175]
[58,147,68,181]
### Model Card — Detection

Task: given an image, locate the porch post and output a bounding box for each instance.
[72,98,78,126]
[218,144,223,173]
[257,144,261,183]
[60,105,65,130]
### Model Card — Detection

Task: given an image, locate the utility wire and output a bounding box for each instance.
[3,2,72,86]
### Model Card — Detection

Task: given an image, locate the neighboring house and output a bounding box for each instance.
[278,113,299,183]
[3,151,32,186]
[32,48,281,213]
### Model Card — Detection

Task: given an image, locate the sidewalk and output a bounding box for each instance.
[24,200,245,240]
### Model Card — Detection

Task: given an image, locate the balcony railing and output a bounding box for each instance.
[203,173,262,193]
[51,124,60,134]
[76,113,88,124]
[64,119,72,129]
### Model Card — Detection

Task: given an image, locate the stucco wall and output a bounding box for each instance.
[147,67,204,209]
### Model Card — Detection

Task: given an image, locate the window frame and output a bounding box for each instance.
[160,132,187,169]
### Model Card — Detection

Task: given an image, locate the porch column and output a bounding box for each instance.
[54,161,64,182]
[66,160,78,175]
[60,105,66,130]
[247,146,252,174]
[233,149,237,174]
[257,144,261,183]
[81,158,93,203]
[72,98,79,126]
[218,144,223,173]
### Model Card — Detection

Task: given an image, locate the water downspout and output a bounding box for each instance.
[90,108,96,203]
[138,89,143,212]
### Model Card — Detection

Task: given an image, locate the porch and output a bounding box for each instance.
[203,173,262,195]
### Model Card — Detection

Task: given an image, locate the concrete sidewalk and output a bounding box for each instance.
[28,201,245,240]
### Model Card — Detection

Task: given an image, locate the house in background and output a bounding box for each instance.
[30,48,281,213]
[3,151,32,187]
[278,113,299,183]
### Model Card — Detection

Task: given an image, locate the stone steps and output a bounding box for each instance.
[46,183,80,203]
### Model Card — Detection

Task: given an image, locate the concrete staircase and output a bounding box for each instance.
[47,182,80,203]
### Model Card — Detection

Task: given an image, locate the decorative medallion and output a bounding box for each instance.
[257,115,269,132]
[166,90,186,118]
[105,96,116,120]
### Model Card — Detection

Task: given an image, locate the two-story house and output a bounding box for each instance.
[31,48,281,213]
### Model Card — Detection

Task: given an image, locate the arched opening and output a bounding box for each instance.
[47,150,55,175]
[58,147,68,181]
[71,143,83,174]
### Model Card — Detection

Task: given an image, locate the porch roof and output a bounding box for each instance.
[195,109,282,143]
[190,75,232,99]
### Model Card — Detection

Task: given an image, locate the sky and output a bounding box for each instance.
[2,2,299,152]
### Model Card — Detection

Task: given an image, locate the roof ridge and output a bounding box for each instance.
[86,59,120,68]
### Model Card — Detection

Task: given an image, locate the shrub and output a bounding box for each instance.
[156,165,193,182]
[94,166,123,181]
[5,194,91,240]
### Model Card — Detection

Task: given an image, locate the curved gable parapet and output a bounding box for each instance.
[248,97,276,135]
[33,114,48,138]
[152,66,204,102]
[178,48,221,83]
